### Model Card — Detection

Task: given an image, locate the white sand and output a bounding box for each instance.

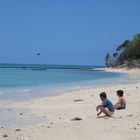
[0,68,140,140]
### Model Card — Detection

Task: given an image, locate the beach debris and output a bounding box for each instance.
[8,109,11,111]
[3,134,8,137]
[136,123,140,126]
[20,113,23,115]
[136,86,138,89]
[71,117,82,121]
[133,127,137,130]
[15,129,22,132]
[59,117,62,120]
[119,116,122,118]
[74,99,84,102]
[127,114,133,117]
[1,126,4,129]
[50,122,54,125]
[47,126,50,128]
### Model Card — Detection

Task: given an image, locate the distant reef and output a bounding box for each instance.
[0,64,104,71]
[105,33,140,68]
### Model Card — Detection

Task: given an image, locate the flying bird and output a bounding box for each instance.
[37,53,40,56]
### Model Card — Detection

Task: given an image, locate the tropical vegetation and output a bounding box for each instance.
[105,33,140,68]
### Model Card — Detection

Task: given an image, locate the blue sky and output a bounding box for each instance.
[0,0,140,65]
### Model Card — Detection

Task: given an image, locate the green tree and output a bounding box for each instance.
[105,53,111,67]
[108,33,140,68]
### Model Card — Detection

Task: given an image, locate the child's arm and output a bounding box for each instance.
[114,99,120,106]
[97,110,102,116]
[96,104,103,111]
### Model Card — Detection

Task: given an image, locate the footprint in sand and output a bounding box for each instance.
[74,99,84,102]
[127,114,133,117]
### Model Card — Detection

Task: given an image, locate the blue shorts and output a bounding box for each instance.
[119,104,126,109]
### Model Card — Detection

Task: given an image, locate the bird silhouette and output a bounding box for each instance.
[37,53,40,56]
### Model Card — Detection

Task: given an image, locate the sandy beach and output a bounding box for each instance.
[0,69,140,140]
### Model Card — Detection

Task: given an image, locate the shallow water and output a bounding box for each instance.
[0,64,138,101]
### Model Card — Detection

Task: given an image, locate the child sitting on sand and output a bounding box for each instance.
[114,90,126,110]
[96,92,115,117]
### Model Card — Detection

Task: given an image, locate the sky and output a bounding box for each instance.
[0,0,140,66]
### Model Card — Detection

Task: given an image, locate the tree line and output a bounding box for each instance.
[105,33,140,68]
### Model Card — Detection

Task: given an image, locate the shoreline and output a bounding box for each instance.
[0,68,138,100]
[0,68,140,140]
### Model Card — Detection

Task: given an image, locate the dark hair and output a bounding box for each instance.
[117,90,124,97]
[100,92,107,99]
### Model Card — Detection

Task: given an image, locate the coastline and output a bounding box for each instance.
[0,68,140,140]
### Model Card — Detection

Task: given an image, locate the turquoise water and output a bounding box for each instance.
[0,64,120,88]
[0,64,126,100]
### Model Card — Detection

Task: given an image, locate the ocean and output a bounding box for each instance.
[0,64,127,100]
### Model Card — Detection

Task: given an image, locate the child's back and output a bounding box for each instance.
[102,98,114,112]
[119,96,126,105]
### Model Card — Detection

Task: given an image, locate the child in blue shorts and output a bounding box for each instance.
[114,90,126,110]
